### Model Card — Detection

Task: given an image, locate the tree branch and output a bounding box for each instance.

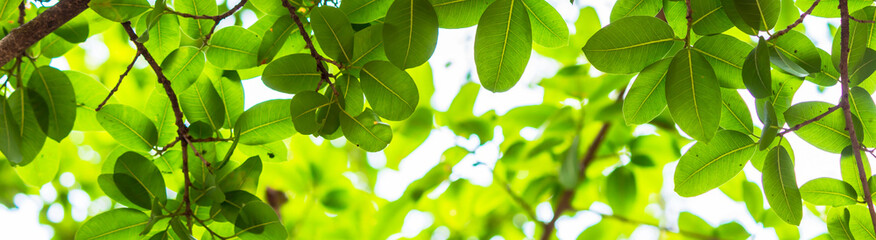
[121,21,194,228]
[840,0,876,233]
[777,104,842,136]
[0,0,89,66]
[282,2,341,94]
[850,15,876,23]
[768,0,820,41]
[683,0,692,45]
[96,53,139,111]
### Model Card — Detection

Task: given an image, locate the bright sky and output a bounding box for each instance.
[0,0,864,239]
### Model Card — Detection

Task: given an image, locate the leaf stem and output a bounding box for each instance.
[777,104,841,136]
[282,2,341,96]
[839,0,876,233]
[96,53,139,111]
[166,0,249,41]
[768,0,819,41]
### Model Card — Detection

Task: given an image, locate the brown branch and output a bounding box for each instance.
[850,15,876,23]
[683,0,692,45]
[282,1,341,94]
[155,138,181,156]
[778,104,842,136]
[190,137,233,142]
[121,21,194,228]
[187,141,211,169]
[96,53,139,111]
[768,0,820,41]
[0,0,90,66]
[840,0,876,233]
[166,0,248,41]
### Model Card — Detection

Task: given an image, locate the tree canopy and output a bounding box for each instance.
[2,0,876,239]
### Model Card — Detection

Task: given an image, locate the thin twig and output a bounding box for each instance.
[96,53,139,111]
[850,15,876,23]
[282,2,341,95]
[155,138,180,156]
[683,0,692,46]
[190,137,233,142]
[476,162,539,222]
[187,140,211,169]
[166,0,248,41]
[768,0,820,41]
[777,104,842,136]
[840,0,876,233]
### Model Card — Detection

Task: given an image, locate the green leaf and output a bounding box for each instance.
[666,48,722,143]
[558,136,579,190]
[851,87,876,146]
[842,146,871,199]
[606,166,636,216]
[827,207,854,240]
[807,49,840,86]
[14,139,59,186]
[233,199,287,239]
[674,130,756,197]
[113,151,167,208]
[170,217,195,240]
[139,13,180,63]
[720,89,755,135]
[75,209,149,240]
[678,212,714,237]
[832,7,876,75]
[8,90,46,166]
[733,0,780,31]
[161,46,205,93]
[768,30,821,77]
[474,0,531,92]
[207,26,260,70]
[429,0,494,28]
[850,49,876,86]
[350,23,388,72]
[622,58,669,125]
[212,73,244,129]
[360,61,419,121]
[720,0,757,35]
[144,88,177,147]
[0,0,21,22]
[800,178,857,206]
[583,16,676,74]
[97,104,158,152]
[153,150,181,173]
[762,146,802,225]
[28,66,76,141]
[219,156,261,192]
[691,0,733,35]
[311,6,355,64]
[340,108,392,152]
[0,97,24,166]
[336,74,365,116]
[180,77,225,131]
[317,90,343,137]
[234,99,295,145]
[522,0,569,48]
[611,0,662,22]
[796,0,870,18]
[759,70,802,126]
[848,205,876,240]
[383,107,433,168]
[340,0,393,23]
[290,91,330,135]
[785,101,859,153]
[54,14,89,43]
[692,34,751,89]
[716,222,750,240]
[67,71,113,131]
[250,0,289,15]
[743,38,772,99]
[383,0,439,69]
[743,181,764,221]
[174,0,217,39]
[89,0,151,22]
[261,54,321,94]
[759,100,779,150]
[258,17,297,64]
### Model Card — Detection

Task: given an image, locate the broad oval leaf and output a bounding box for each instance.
[75,208,149,240]
[610,0,661,22]
[137,12,179,63]
[734,0,780,31]
[768,30,821,76]
[360,61,419,121]
[720,0,757,35]
[800,178,858,206]
[350,23,388,72]
[258,17,297,64]
[720,89,755,135]
[693,34,751,89]
[762,146,802,225]
[849,205,876,240]
[212,73,245,129]
[8,90,46,166]
[827,207,854,240]
[144,88,177,147]
[97,104,158,152]
[89,0,151,22]
[691,0,733,35]
[474,0,531,92]
[383,0,439,69]
[67,71,113,131]
[311,6,355,63]
[0,95,23,165]
[179,77,225,131]
[219,156,262,192]
[674,130,756,197]
[785,101,860,153]
[429,0,494,28]
[340,0,393,23]
[113,151,167,208]
[523,0,569,48]
[807,49,840,86]
[742,38,772,99]
[842,146,871,199]
[206,26,260,70]
[234,99,295,145]
[666,48,722,143]
[162,46,205,93]
[850,87,876,146]
[55,14,89,43]
[796,0,870,18]
[28,66,76,141]
[290,91,330,135]
[759,100,779,150]
[622,58,670,125]
[174,0,217,39]
[606,166,637,215]
[261,54,321,94]
[340,108,392,152]
[583,16,675,74]
[336,74,365,116]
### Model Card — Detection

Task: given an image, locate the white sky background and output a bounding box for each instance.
[0,0,864,239]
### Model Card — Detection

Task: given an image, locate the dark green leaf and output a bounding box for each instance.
[311,6,355,63]
[383,0,439,69]
[340,0,393,23]
[606,166,636,216]
[290,91,330,135]
[743,38,772,99]
[8,90,46,166]
[340,108,392,152]
[234,99,295,145]
[180,77,225,132]
[258,17,297,64]
[261,54,321,94]
[666,48,722,143]
[762,146,802,225]
[734,0,780,31]
[720,89,754,135]
[75,209,149,240]
[622,58,669,125]
[768,30,821,77]
[583,16,676,74]
[360,61,419,120]
[475,0,532,92]
[336,74,365,116]
[206,26,260,70]
[113,151,167,208]
[89,0,151,22]
[759,100,779,150]
[161,46,205,93]
[97,104,158,152]
[691,0,733,35]
[28,66,76,141]
[219,156,261,192]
